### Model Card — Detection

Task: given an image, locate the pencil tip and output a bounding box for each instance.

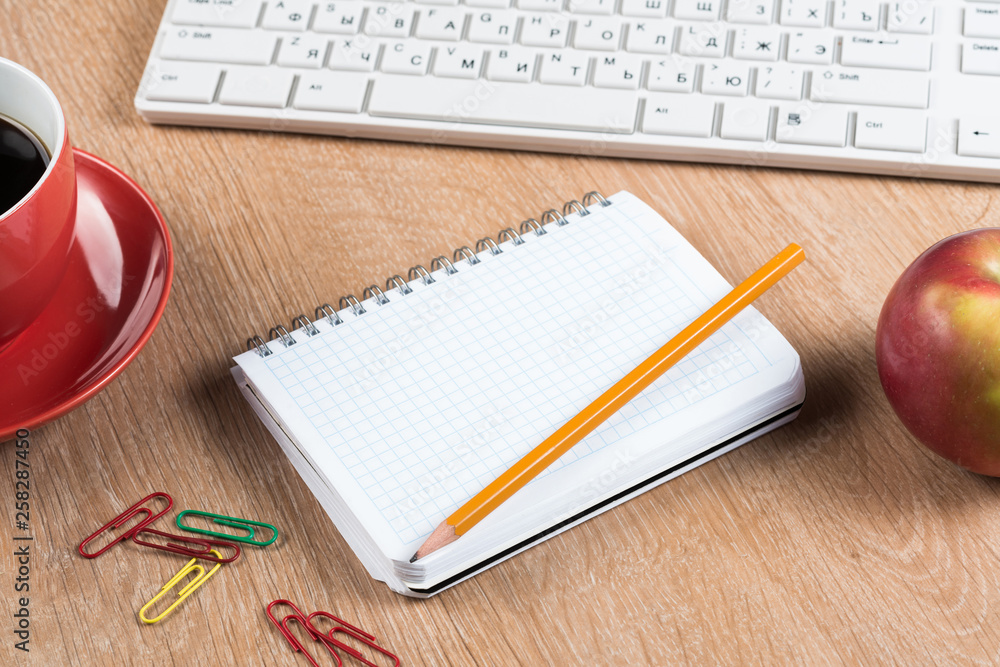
[409,553,419,563]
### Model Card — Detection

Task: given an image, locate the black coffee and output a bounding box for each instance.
[0,114,50,215]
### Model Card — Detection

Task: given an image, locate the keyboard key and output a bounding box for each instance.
[962,40,1000,75]
[293,71,369,112]
[261,0,312,31]
[520,14,570,47]
[381,41,433,75]
[887,2,934,34]
[364,4,416,37]
[416,8,468,40]
[674,0,721,21]
[313,2,364,34]
[811,66,929,108]
[486,46,538,81]
[732,26,780,61]
[958,118,1000,158]
[467,10,519,43]
[787,30,834,64]
[160,27,278,65]
[779,0,826,27]
[172,0,263,28]
[755,63,804,99]
[538,50,590,84]
[720,100,771,140]
[329,39,379,71]
[621,0,668,18]
[965,4,1000,39]
[142,62,222,103]
[368,74,638,132]
[433,44,486,78]
[678,23,728,57]
[218,66,294,107]
[517,0,563,11]
[833,0,881,31]
[567,0,616,15]
[643,94,716,137]
[855,109,927,153]
[277,34,328,68]
[574,18,624,50]
[647,57,696,92]
[467,0,511,7]
[726,0,776,24]
[841,34,932,71]
[625,20,675,54]
[593,54,642,89]
[776,103,849,146]
[702,62,750,95]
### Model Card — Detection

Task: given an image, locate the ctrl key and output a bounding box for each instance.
[141,62,222,103]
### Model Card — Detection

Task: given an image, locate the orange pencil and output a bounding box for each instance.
[412,243,805,561]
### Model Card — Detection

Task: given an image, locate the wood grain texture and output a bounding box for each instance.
[3,1,1000,665]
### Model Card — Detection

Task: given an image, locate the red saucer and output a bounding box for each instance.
[0,149,173,439]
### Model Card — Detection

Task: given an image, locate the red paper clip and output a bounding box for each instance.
[308,611,400,667]
[78,492,173,558]
[131,528,241,563]
[266,599,399,667]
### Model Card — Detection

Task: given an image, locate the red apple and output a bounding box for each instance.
[876,229,1000,476]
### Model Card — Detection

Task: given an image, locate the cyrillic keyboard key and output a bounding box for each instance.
[593,54,642,89]
[416,8,468,40]
[486,46,537,81]
[312,3,364,34]
[647,57,696,92]
[779,0,826,27]
[142,62,222,103]
[962,40,1000,76]
[678,23,728,57]
[368,75,638,133]
[218,66,294,107]
[261,0,312,31]
[276,34,328,68]
[811,67,929,108]
[776,104,849,146]
[732,26,780,61]
[622,0,668,18]
[702,62,750,95]
[293,71,369,112]
[643,94,715,137]
[625,20,675,54]
[381,42,433,75]
[172,0,263,28]
[787,31,834,64]
[855,109,927,153]
[674,0,721,20]
[726,0,776,24]
[160,27,278,65]
[832,0,880,31]
[433,44,486,78]
[841,34,932,71]
[958,118,1000,159]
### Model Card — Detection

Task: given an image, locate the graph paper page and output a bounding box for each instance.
[234,192,798,557]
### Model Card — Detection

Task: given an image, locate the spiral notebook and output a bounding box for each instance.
[231,191,805,597]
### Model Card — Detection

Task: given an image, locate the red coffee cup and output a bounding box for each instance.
[0,58,77,353]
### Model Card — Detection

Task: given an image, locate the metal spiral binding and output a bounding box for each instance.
[246,191,610,356]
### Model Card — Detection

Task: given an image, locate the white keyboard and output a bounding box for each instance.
[136,0,1000,182]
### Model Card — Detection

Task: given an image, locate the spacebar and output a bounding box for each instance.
[368,75,638,134]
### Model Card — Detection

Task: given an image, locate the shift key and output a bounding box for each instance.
[811,66,929,109]
[160,27,277,65]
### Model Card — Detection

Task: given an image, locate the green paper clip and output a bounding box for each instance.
[175,510,278,547]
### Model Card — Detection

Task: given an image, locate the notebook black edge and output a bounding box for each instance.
[404,401,804,595]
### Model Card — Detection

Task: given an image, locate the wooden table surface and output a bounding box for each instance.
[4,1,1000,665]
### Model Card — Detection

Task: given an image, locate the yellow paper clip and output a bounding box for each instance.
[139,549,223,624]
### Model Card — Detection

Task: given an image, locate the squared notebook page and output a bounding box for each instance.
[234,191,796,559]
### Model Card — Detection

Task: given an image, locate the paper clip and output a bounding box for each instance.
[131,527,241,563]
[78,492,173,558]
[308,611,400,667]
[266,599,399,667]
[139,550,223,624]
[175,510,278,546]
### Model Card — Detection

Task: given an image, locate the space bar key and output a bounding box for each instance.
[367,75,638,134]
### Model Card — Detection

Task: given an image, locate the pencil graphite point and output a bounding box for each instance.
[412,520,459,561]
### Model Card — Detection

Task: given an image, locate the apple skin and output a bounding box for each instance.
[876,229,1000,476]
